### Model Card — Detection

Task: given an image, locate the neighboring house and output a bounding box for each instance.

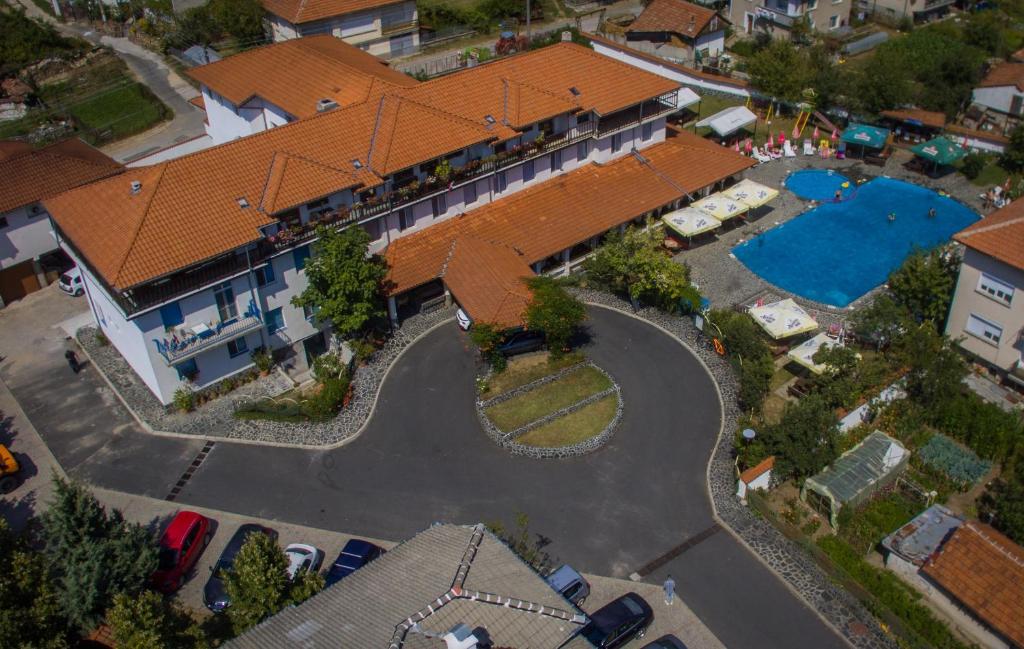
[0,139,121,306]
[624,0,728,65]
[262,0,419,58]
[728,0,850,36]
[857,0,955,23]
[225,523,591,648]
[0,78,31,122]
[922,522,1024,649]
[973,62,1024,117]
[187,35,418,144]
[736,455,774,499]
[946,203,1024,382]
[46,42,754,406]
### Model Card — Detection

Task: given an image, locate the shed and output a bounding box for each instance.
[736,455,774,500]
[880,504,962,574]
[801,430,909,527]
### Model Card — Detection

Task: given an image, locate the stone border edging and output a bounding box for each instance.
[476,361,624,459]
[478,360,588,408]
[570,288,896,649]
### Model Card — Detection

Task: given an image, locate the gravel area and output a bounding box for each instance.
[76,306,456,446]
[682,150,986,316]
[571,287,898,649]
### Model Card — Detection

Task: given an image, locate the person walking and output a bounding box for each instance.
[663,574,676,606]
[65,349,80,374]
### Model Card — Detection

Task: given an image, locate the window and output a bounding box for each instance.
[305,197,330,218]
[255,263,275,287]
[227,337,248,358]
[550,150,562,172]
[0,216,7,229]
[159,302,184,329]
[966,313,1003,345]
[577,112,591,124]
[828,14,838,28]
[577,140,589,161]
[523,160,535,182]
[213,282,237,322]
[398,208,413,231]
[612,133,622,152]
[463,181,478,205]
[496,171,508,193]
[361,218,382,241]
[293,245,312,271]
[431,194,447,218]
[978,273,1014,305]
[176,358,198,381]
[642,122,653,142]
[303,304,320,320]
[265,307,285,335]
[806,0,817,8]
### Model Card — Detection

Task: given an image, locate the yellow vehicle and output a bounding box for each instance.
[0,444,20,493]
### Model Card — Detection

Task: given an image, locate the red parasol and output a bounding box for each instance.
[744,138,753,153]
[830,128,838,141]
[792,124,800,139]
[812,125,820,140]
[778,132,786,145]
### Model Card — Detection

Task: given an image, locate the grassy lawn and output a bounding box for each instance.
[67,83,169,144]
[761,393,788,425]
[485,365,611,432]
[691,95,803,147]
[970,161,1010,188]
[516,395,618,447]
[484,351,583,397]
[770,365,797,391]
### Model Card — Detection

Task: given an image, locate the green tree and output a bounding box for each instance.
[962,10,1009,56]
[809,345,863,410]
[853,49,913,114]
[107,591,205,649]
[524,277,586,358]
[0,520,70,649]
[1001,124,1024,173]
[850,293,911,349]
[746,40,808,102]
[40,478,158,632]
[709,309,774,412]
[292,226,389,339]
[469,321,507,370]
[167,6,219,49]
[209,0,266,41]
[893,321,968,407]
[765,394,840,481]
[0,6,85,75]
[887,247,959,327]
[979,455,1024,544]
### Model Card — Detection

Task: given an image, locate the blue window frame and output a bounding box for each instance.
[265,307,285,335]
[463,182,477,205]
[612,133,622,152]
[255,263,275,286]
[496,171,508,193]
[577,140,589,161]
[398,209,413,231]
[227,337,248,358]
[523,160,535,182]
[175,358,198,381]
[159,302,184,329]
[642,122,653,142]
[293,245,312,271]
[550,150,562,172]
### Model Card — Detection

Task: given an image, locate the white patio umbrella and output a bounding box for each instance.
[721,178,779,209]
[787,332,840,374]
[692,193,749,221]
[662,207,721,240]
[748,298,818,339]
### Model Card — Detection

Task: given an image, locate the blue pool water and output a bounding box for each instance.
[785,169,856,201]
[733,177,979,307]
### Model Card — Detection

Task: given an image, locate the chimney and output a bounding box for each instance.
[688,14,696,32]
[316,98,340,113]
[561,30,572,41]
[130,180,142,194]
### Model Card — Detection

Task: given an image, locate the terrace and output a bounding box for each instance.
[597,93,678,137]
[153,300,263,365]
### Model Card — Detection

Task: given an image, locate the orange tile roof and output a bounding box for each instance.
[0,138,122,214]
[945,123,1010,144]
[880,108,946,129]
[385,128,754,294]
[584,32,750,89]
[443,237,534,328]
[189,95,205,111]
[627,0,721,37]
[978,62,1024,91]
[187,35,417,119]
[922,522,1024,648]
[263,0,404,25]
[739,456,775,484]
[46,43,684,291]
[954,200,1024,271]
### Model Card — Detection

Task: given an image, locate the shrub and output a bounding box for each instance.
[918,434,992,487]
[95,331,109,346]
[312,352,347,382]
[524,276,586,358]
[960,152,987,180]
[172,386,194,412]
[709,309,774,412]
[250,348,273,374]
[304,377,349,421]
[930,392,1021,462]
[233,399,307,423]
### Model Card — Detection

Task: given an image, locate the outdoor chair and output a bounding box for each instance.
[803,140,815,155]
[783,141,797,157]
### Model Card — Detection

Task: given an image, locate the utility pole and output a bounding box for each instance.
[526,0,531,40]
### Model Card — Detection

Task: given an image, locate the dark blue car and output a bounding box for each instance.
[324,539,384,587]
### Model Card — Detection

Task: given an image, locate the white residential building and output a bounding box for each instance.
[262,0,419,58]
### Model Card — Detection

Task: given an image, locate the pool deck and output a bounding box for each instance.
[680,149,988,323]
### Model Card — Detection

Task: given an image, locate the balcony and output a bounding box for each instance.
[153,301,263,365]
[754,6,797,27]
[381,18,417,36]
[596,94,679,137]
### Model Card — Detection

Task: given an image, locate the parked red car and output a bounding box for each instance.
[152,511,212,593]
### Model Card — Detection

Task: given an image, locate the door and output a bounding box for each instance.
[745,13,755,34]
[0,260,41,305]
[302,332,328,368]
[1012,94,1024,116]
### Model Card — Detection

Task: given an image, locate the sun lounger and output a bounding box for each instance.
[803,140,815,155]
[753,148,772,163]
[783,141,797,157]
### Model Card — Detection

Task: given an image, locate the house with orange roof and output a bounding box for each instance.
[44,42,752,406]
[624,0,728,66]
[262,0,418,58]
[973,62,1024,117]
[946,200,1024,383]
[188,35,418,144]
[0,138,121,306]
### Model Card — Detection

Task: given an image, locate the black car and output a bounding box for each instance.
[324,538,384,587]
[203,524,277,612]
[641,635,688,649]
[578,592,653,648]
[497,330,545,357]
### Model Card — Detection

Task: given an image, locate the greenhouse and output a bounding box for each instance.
[801,430,910,527]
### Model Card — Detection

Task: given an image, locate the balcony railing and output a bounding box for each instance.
[153,301,263,365]
[754,6,796,27]
[596,94,679,136]
[381,18,417,36]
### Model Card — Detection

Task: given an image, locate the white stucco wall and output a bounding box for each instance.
[695,30,726,56]
[202,87,295,144]
[591,39,751,98]
[973,86,1023,115]
[0,203,59,269]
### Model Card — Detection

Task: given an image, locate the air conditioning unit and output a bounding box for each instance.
[316,98,340,113]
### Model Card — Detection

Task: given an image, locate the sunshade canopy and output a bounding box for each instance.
[662,207,721,238]
[695,105,756,137]
[677,87,700,110]
[692,193,749,221]
[840,123,890,149]
[787,332,840,375]
[748,298,818,339]
[911,136,966,166]
[721,178,779,209]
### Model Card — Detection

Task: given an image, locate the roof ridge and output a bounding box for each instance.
[258,151,288,213]
[112,164,169,288]
[957,212,1024,238]
[965,522,1024,566]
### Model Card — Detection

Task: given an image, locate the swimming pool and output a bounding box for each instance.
[785,169,856,201]
[733,176,979,307]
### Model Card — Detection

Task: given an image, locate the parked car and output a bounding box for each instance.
[456,308,472,331]
[578,592,653,648]
[324,538,385,587]
[151,511,212,593]
[497,330,545,357]
[284,543,324,580]
[203,524,277,612]
[58,266,83,296]
[546,564,590,606]
[641,635,688,649]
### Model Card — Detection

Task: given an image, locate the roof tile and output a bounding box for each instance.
[978,62,1024,92]
[0,138,122,214]
[954,200,1024,271]
[627,0,721,37]
[262,0,405,25]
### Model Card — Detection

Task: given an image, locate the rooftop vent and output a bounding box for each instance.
[484,114,496,124]
[688,14,696,32]
[569,86,580,96]
[130,180,142,194]
[352,159,363,169]
[237,197,250,208]
[316,98,340,113]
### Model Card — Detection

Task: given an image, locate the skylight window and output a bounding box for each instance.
[237,197,250,208]
[569,87,580,96]
[484,114,496,124]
